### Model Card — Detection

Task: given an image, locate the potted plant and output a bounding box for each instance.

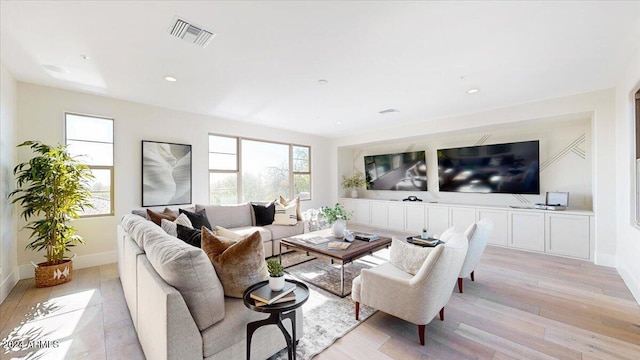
[9,141,94,287]
[341,171,366,198]
[320,203,353,238]
[266,258,285,291]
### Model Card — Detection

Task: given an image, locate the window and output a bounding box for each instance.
[65,113,114,216]
[208,134,311,204]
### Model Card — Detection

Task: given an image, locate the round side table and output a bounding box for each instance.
[243,279,309,360]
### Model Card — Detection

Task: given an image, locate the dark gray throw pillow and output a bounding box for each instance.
[179,208,212,230]
[251,201,275,226]
[177,224,202,248]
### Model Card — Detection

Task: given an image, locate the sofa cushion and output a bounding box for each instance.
[279,195,302,221]
[226,226,272,242]
[160,213,193,237]
[176,224,203,248]
[179,208,212,230]
[264,221,304,241]
[201,227,268,298]
[389,237,434,275]
[251,201,275,226]
[121,214,167,250]
[273,200,297,225]
[146,208,177,226]
[144,231,225,331]
[196,203,252,229]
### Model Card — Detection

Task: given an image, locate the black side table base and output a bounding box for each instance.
[246,310,297,360]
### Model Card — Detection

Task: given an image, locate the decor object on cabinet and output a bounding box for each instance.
[142,140,192,207]
[9,141,95,287]
[342,171,366,198]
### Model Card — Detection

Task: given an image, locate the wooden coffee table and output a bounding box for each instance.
[279,229,391,297]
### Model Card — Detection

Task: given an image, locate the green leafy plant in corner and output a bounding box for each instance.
[320,203,353,224]
[8,141,94,265]
[266,258,284,277]
[341,171,366,190]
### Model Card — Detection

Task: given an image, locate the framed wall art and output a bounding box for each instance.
[142,140,192,207]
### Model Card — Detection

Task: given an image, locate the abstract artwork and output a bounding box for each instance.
[142,140,192,206]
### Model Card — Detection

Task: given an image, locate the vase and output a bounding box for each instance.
[421,230,429,239]
[350,189,359,198]
[269,276,285,291]
[332,219,346,238]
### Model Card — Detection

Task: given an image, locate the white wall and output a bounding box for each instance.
[15,83,332,277]
[0,63,18,302]
[614,45,640,304]
[339,118,592,210]
[332,89,618,267]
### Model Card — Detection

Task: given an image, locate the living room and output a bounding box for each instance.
[1,1,640,359]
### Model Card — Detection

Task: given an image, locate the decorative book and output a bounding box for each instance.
[254,293,296,307]
[250,282,296,305]
[303,236,332,245]
[353,232,379,242]
[328,241,351,250]
[407,236,442,247]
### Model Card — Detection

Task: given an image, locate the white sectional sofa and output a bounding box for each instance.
[117,206,304,360]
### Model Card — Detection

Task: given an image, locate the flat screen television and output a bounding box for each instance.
[437,140,540,194]
[364,151,427,191]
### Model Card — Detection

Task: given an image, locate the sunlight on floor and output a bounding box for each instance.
[1,289,97,359]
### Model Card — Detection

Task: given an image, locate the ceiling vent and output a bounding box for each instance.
[379,108,400,114]
[168,17,215,48]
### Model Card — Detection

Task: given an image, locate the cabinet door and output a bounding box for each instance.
[426,206,450,237]
[405,204,426,234]
[370,202,388,227]
[509,211,544,252]
[355,201,370,225]
[449,207,477,233]
[387,203,405,230]
[545,213,590,259]
[477,208,509,246]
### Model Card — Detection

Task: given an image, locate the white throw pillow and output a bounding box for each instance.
[160,213,193,237]
[273,200,297,225]
[389,237,434,275]
[214,225,243,240]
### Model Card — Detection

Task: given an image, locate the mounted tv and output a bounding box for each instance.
[365,151,427,191]
[437,140,540,194]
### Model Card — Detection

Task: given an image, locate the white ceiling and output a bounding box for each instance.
[2,1,640,138]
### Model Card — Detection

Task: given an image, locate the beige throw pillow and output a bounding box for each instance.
[160,213,193,237]
[389,237,434,275]
[214,226,243,240]
[278,196,302,221]
[273,200,297,225]
[201,227,268,298]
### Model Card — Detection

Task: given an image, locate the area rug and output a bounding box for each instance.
[268,251,390,359]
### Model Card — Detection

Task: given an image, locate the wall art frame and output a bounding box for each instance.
[142,140,192,207]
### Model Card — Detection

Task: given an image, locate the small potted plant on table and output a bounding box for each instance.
[266,258,285,291]
[320,203,353,238]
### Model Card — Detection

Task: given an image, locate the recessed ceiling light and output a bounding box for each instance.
[336,121,343,125]
[80,54,90,60]
[164,76,177,82]
[42,64,70,74]
[467,88,479,94]
[317,79,328,85]
[379,108,399,114]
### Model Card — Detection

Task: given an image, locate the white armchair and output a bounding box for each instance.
[457,218,493,293]
[351,233,469,345]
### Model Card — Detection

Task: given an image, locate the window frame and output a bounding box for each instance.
[208,133,312,204]
[64,112,115,218]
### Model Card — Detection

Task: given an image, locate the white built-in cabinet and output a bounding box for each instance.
[340,198,595,261]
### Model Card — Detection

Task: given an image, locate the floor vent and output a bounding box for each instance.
[168,17,215,48]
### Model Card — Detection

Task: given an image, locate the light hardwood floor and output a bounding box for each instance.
[1,246,639,359]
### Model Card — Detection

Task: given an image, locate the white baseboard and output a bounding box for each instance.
[18,250,118,280]
[617,263,640,306]
[594,252,616,267]
[1,267,19,304]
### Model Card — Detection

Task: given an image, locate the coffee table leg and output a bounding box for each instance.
[340,263,345,297]
[279,242,283,264]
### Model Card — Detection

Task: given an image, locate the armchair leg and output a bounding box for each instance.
[355,301,360,320]
[457,277,463,293]
[418,325,425,345]
[471,270,475,281]
[439,307,444,321]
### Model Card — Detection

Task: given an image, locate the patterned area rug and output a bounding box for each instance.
[268,250,390,359]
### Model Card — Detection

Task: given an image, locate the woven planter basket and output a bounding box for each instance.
[34,260,73,288]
